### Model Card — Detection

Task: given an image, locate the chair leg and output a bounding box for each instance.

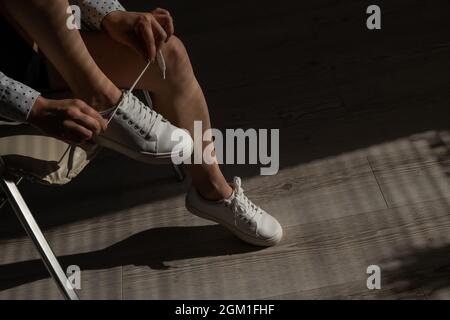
[0,177,79,300]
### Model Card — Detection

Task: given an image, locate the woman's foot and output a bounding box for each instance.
[94,92,193,163]
[186,177,283,246]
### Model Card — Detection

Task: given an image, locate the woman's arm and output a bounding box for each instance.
[0,71,106,144]
[0,71,40,122]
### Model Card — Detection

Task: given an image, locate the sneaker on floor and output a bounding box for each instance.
[186,177,283,246]
[94,92,193,164]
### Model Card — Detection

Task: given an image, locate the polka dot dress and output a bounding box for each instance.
[0,71,40,122]
[73,0,125,29]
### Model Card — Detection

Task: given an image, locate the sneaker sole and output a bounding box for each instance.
[186,202,283,247]
[94,135,192,164]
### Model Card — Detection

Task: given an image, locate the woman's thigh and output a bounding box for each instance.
[46,30,169,92]
[45,30,202,128]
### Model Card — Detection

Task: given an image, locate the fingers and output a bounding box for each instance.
[154,15,174,41]
[63,119,94,143]
[73,112,102,136]
[137,16,157,62]
[136,13,168,62]
[64,100,107,141]
[29,97,108,145]
[152,8,174,40]
[78,102,108,131]
[153,7,171,16]
[151,18,168,50]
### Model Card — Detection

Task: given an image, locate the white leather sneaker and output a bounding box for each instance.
[186,177,283,246]
[94,92,193,164]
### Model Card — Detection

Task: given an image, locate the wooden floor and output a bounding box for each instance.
[1,0,450,299]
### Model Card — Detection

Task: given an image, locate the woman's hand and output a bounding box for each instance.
[27,96,107,145]
[102,9,174,62]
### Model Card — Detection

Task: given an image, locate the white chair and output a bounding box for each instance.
[0,90,184,300]
[0,126,82,300]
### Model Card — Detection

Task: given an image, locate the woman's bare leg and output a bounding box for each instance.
[60,31,232,200]
[1,0,122,110]
[1,0,230,199]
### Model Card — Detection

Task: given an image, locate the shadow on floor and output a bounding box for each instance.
[1,110,449,238]
[382,244,450,297]
[0,224,263,291]
[429,131,450,179]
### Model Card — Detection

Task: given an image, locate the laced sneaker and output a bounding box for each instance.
[94,92,193,163]
[186,177,283,246]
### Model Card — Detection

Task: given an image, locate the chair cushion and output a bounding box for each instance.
[0,121,100,185]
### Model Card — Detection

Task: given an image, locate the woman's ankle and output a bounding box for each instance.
[197,182,233,201]
[76,85,122,112]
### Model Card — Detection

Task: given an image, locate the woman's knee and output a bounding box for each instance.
[161,36,193,79]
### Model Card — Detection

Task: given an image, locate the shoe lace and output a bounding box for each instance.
[121,93,163,138]
[107,51,167,138]
[225,177,263,225]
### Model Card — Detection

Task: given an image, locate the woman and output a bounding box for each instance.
[0,0,282,246]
